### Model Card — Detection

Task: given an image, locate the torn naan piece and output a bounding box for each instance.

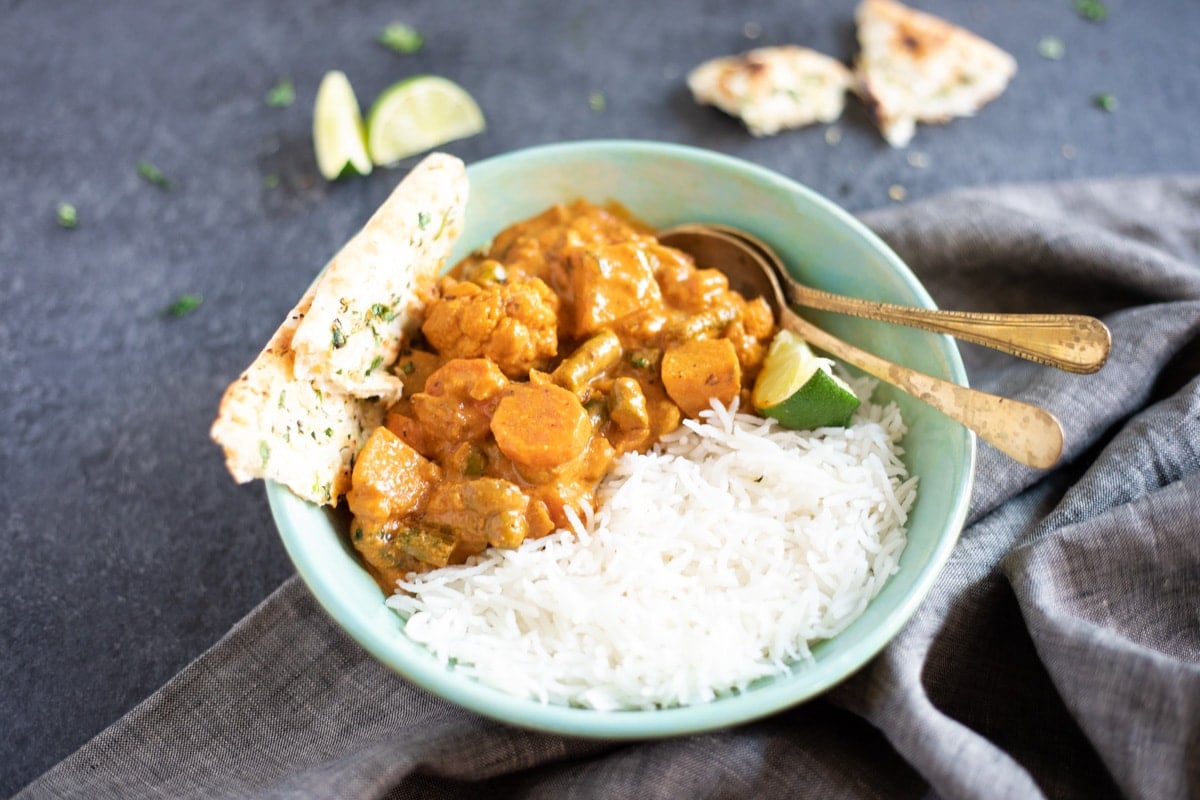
[854,0,1017,147]
[211,153,466,505]
[687,45,853,136]
[210,286,384,505]
[291,152,468,404]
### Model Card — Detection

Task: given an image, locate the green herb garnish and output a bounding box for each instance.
[259,441,271,469]
[1074,0,1108,21]
[369,303,396,321]
[57,203,78,229]
[164,293,203,317]
[378,22,424,54]
[1093,92,1118,112]
[137,160,173,190]
[1038,36,1065,60]
[418,210,432,229]
[331,319,347,348]
[366,355,384,375]
[265,79,295,107]
[399,359,415,375]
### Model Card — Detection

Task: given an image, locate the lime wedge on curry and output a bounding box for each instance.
[752,329,861,430]
[313,70,373,180]
[366,75,485,167]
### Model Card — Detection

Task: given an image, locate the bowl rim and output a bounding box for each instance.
[268,138,976,739]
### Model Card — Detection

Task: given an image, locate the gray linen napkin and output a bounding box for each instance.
[16,176,1200,800]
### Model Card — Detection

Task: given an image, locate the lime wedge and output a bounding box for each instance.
[313,70,373,181]
[752,329,861,430]
[366,75,485,167]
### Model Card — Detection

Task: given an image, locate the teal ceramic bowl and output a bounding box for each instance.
[268,140,976,738]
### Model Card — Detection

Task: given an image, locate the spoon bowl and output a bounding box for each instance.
[659,224,1066,469]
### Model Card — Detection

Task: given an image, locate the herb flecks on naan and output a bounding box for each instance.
[687,45,853,137]
[854,0,1017,147]
[291,152,467,404]
[211,153,467,506]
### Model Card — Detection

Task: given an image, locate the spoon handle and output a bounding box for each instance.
[781,308,1065,469]
[788,284,1111,374]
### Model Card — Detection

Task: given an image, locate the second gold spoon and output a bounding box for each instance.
[659,226,1065,469]
[670,223,1110,374]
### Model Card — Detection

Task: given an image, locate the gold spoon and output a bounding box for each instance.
[667,223,1110,374]
[658,226,1065,469]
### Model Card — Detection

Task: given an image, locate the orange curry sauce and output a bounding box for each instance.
[346,200,776,589]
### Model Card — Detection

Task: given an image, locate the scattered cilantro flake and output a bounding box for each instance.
[1093,92,1118,112]
[324,427,334,438]
[400,359,415,375]
[258,441,271,469]
[137,160,173,190]
[378,22,424,54]
[906,151,931,169]
[418,210,432,229]
[1074,0,1108,21]
[1038,36,1065,60]
[588,91,606,112]
[164,293,203,317]
[630,355,650,369]
[331,319,347,348]
[366,355,384,375]
[57,203,78,229]
[265,79,295,107]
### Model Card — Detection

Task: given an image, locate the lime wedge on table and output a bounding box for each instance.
[752,329,861,430]
[366,76,485,167]
[312,70,373,180]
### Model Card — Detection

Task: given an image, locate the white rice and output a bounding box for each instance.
[387,378,917,710]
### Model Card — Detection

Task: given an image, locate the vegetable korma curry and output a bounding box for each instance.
[347,200,777,587]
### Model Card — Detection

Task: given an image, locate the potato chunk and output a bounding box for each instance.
[421,278,559,378]
[410,358,510,449]
[661,338,742,418]
[567,243,664,337]
[346,427,442,528]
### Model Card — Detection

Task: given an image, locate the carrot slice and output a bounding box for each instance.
[490,382,591,468]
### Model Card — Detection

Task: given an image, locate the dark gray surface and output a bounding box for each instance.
[1,0,1198,794]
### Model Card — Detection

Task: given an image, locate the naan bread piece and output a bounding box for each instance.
[854,0,1017,147]
[687,45,853,136]
[291,152,468,403]
[210,285,384,505]
[212,152,467,505]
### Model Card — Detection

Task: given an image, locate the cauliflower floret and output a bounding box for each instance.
[421,277,559,377]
